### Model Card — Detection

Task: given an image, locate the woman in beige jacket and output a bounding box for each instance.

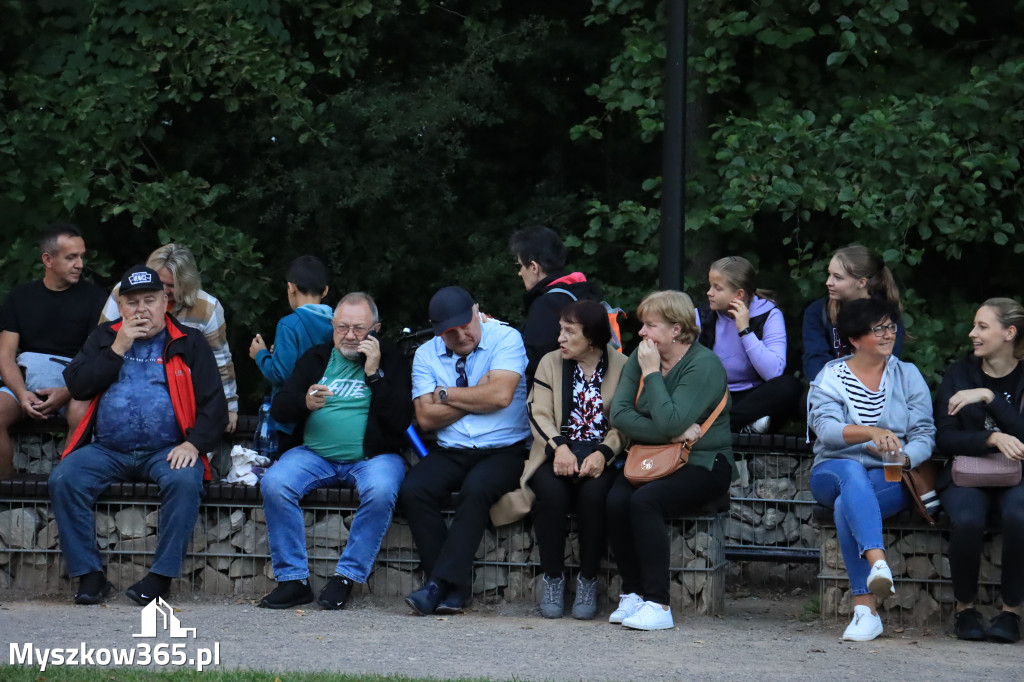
[493,300,627,620]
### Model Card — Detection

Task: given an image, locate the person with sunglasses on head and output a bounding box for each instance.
[509,226,603,383]
[400,286,530,616]
[808,298,934,642]
[258,292,411,611]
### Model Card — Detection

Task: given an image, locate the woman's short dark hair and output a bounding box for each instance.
[560,300,611,349]
[837,298,899,349]
[286,255,329,296]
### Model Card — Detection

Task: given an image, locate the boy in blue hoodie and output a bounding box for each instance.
[250,256,334,444]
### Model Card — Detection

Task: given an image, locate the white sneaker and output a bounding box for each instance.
[740,416,771,434]
[621,601,674,631]
[866,559,895,600]
[608,593,644,624]
[843,604,883,641]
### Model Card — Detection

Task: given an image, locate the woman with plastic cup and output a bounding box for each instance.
[807,297,934,642]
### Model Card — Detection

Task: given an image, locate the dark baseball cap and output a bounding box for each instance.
[428,286,476,335]
[119,265,164,295]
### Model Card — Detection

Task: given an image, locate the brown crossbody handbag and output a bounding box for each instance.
[623,376,729,485]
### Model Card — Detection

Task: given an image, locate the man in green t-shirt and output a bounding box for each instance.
[258,292,412,610]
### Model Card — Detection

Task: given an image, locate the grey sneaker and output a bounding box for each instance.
[539,574,565,619]
[571,575,598,620]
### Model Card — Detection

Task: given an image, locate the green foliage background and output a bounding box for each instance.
[1,0,1021,408]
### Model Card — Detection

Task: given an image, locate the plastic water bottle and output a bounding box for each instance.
[254,397,278,459]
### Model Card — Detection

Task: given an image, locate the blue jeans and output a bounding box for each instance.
[48,443,204,578]
[261,446,405,583]
[809,458,909,596]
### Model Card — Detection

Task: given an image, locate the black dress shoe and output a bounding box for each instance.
[435,584,472,615]
[74,571,113,605]
[125,572,171,606]
[259,580,314,609]
[318,576,353,610]
[988,610,1021,644]
[953,607,986,641]
[405,580,443,616]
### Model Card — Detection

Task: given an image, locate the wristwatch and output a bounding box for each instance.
[438,387,449,403]
[738,327,752,337]
[366,369,384,384]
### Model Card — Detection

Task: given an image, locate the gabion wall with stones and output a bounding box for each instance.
[819,523,1004,626]
[723,453,819,587]
[0,499,726,615]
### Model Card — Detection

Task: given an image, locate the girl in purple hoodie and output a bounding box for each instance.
[697,256,801,432]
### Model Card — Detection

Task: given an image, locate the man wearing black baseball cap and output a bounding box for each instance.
[400,285,530,616]
[48,264,228,606]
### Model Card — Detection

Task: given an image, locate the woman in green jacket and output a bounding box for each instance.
[607,290,736,631]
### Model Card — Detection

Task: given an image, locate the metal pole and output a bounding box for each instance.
[659,0,686,290]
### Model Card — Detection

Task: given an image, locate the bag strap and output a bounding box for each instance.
[634,375,728,445]
[695,391,729,441]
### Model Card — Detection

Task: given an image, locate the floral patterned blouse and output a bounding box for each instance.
[566,361,608,442]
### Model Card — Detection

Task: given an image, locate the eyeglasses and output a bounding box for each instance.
[455,356,468,387]
[871,323,898,337]
[335,324,371,337]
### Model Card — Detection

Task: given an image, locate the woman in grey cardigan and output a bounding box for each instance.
[808,298,934,643]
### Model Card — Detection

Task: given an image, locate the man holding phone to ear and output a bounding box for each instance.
[258,292,412,611]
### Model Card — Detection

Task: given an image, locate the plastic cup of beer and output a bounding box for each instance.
[882,448,903,482]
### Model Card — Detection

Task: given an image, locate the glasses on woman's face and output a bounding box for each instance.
[871,322,898,337]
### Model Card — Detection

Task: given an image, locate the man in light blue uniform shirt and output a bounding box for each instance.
[400,286,529,616]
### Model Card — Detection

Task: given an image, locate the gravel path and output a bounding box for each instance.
[3,590,1023,680]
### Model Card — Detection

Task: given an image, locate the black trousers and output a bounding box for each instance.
[529,460,619,579]
[606,454,731,605]
[940,477,1024,607]
[729,374,802,431]
[399,442,527,587]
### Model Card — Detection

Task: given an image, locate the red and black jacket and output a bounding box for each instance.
[61,314,228,480]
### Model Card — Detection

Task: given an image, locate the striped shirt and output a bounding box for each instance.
[101,287,238,412]
[834,361,886,426]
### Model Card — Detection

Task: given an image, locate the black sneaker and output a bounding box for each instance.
[125,572,171,606]
[988,610,1021,644]
[74,571,113,605]
[317,576,353,610]
[953,607,986,641]
[259,580,314,609]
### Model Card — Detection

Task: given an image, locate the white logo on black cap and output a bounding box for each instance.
[128,272,153,286]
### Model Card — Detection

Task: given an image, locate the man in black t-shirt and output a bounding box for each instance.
[0,222,107,478]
